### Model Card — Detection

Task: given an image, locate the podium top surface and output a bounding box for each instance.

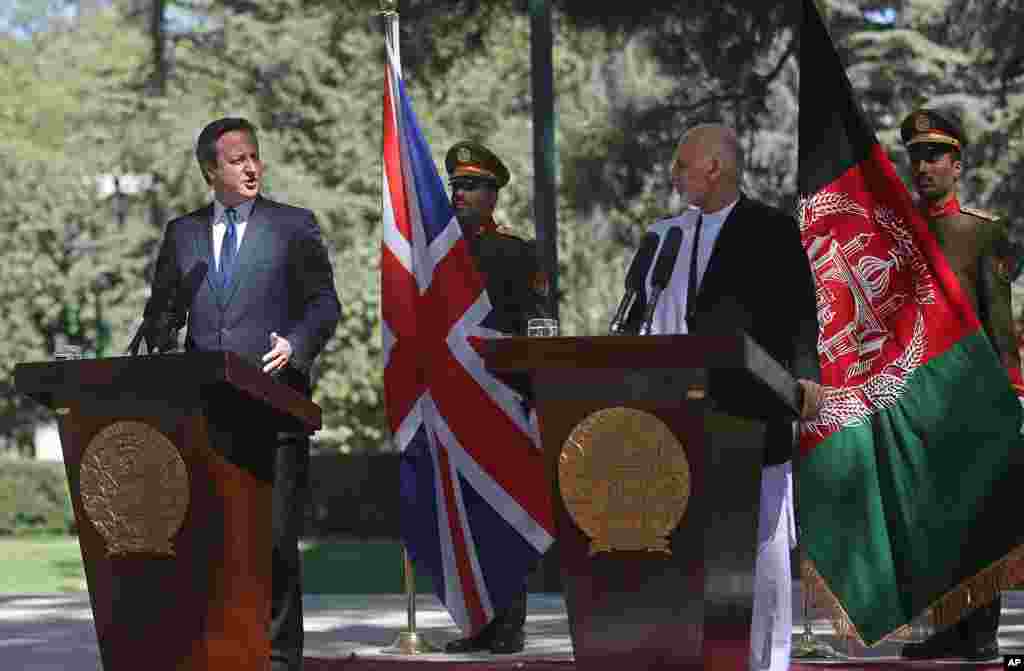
[483,332,776,371]
[15,351,321,431]
[482,332,801,420]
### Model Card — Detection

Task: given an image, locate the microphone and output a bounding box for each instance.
[608,232,659,334]
[129,261,209,355]
[638,226,683,336]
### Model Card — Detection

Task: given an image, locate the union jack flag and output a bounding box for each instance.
[381,25,554,635]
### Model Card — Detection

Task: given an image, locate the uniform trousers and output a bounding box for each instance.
[749,460,795,671]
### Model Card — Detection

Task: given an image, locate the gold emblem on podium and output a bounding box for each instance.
[79,421,190,557]
[559,407,690,556]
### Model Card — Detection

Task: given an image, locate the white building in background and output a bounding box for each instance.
[35,422,63,461]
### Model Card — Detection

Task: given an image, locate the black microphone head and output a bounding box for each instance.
[650,226,683,289]
[625,232,660,291]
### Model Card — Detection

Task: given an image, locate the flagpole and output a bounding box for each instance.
[790,445,844,660]
[791,546,845,659]
[380,0,437,654]
[382,545,439,654]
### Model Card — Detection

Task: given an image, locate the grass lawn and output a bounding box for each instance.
[0,536,86,593]
[301,538,434,595]
[0,536,433,595]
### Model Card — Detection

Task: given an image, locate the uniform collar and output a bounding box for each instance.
[919,193,960,219]
[477,216,499,236]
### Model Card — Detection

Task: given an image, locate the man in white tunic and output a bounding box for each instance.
[636,124,822,671]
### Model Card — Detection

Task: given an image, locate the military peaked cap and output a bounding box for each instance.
[900,107,966,150]
[445,141,510,188]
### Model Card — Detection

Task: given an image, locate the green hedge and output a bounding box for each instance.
[0,457,74,536]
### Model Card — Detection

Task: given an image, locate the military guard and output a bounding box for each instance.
[442,140,548,655]
[898,106,1019,662]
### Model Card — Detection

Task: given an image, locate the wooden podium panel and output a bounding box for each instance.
[15,352,320,671]
[484,334,798,671]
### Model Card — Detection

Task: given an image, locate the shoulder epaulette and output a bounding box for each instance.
[961,205,1000,223]
[492,228,536,248]
[493,225,524,239]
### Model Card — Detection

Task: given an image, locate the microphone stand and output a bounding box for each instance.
[638,285,666,336]
[608,291,639,334]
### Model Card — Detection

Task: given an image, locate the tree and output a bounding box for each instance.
[818,0,1024,312]
[1,1,814,452]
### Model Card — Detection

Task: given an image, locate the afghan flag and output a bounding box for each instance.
[797,0,1024,646]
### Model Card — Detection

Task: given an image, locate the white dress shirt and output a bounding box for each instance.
[643,199,738,335]
[211,198,254,271]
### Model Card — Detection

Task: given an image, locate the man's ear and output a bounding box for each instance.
[952,158,963,180]
[705,156,721,183]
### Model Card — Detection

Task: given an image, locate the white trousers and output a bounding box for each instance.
[748,460,795,671]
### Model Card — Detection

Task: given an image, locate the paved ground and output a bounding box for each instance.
[1,588,1022,670]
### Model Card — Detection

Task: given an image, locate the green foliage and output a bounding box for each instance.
[0,457,74,536]
[0,1,807,453]
[821,1,1024,220]
[820,0,1024,313]
[0,536,85,593]
[8,1,1024,454]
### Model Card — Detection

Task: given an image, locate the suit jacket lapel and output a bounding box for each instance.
[189,204,221,300]
[699,194,747,299]
[221,195,271,307]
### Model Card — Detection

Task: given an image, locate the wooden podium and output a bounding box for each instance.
[14,351,321,671]
[484,333,801,671]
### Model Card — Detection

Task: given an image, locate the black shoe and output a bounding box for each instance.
[489,630,525,654]
[901,630,999,661]
[962,639,999,662]
[900,626,963,660]
[445,632,493,654]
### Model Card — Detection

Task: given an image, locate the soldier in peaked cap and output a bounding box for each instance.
[442,141,549,655]
[446,140,511,190]
[443,140,549,335]
[898,106,1021,662]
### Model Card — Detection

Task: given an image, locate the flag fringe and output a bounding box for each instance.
[799,558,907,648]
[802,542,1024,647]
[927,542,1024,631]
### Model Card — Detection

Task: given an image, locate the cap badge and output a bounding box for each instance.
[457,147,472,163]
[914,114,931,132]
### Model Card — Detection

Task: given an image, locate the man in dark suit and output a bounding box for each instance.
[636,123,821,671]
[140,117,341,671]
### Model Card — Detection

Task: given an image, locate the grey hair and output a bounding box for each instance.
[678,123,744,184]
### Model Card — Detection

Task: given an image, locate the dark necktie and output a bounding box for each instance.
[685,213,703,330]
[220,207,238,288]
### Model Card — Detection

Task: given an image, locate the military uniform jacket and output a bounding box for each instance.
[928,207,1021,375]
[469,229,549,336]
[469,228,548,401]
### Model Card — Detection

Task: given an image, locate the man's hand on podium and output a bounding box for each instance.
[797,379,823,420]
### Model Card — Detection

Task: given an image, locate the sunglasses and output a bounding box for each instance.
[908,145,956,163]
[449,177,495,192]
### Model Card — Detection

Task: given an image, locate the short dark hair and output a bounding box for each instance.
[195,117,259,184]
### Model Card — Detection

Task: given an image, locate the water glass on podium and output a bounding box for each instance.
[55,344,83,360]
[527,318,559,337]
